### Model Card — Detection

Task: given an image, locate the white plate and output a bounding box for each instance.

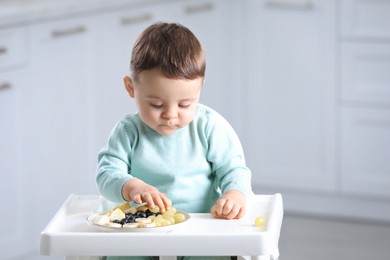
[86,211,190,232]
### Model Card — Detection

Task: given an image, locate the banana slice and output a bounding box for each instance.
[135,218,152,224]
[138,222,156,228]
[105,222,122,228]
[123,223,139,228]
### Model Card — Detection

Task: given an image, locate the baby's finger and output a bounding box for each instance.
[162,194,172,210]
[215,198,226,216]
[210,205,217,217]
[151,194,166,213]
[158,193,173,213]
[131,193,142,204]
[222,200,234,216]
[224,204,241,220]
[141,193,155,209]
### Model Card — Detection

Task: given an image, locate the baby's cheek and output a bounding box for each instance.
[182,110,196,124]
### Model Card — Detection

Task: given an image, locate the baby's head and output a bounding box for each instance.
[125,23,206,136]
[130,22,206,81]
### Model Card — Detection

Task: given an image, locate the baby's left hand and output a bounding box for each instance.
[211,190,246,220]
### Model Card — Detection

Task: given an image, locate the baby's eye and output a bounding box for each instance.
[150,103,163,109]
[179,103,191,109]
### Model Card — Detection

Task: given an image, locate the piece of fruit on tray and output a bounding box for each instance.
[93,202,188,228]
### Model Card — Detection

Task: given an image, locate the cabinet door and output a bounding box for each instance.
[341,0,390,39]
[0,70,31,259]
[26,16,97,243]
[0,27,27,70]
[341,107,390,197]
[341,42,390,104]
[243,0,337,192]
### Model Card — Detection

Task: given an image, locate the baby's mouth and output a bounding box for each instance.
[162,120,177,127]
[161,124,177,129]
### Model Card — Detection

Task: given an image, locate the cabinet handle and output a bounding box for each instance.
[0,82,11,91]
[51,25,87,38]
[0,47,7,55]
[184,2,214,14]
[120,13,153,26]
[355,118,390,128]
[265,0,313,10]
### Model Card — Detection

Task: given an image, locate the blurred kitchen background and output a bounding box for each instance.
[1,0,390,259]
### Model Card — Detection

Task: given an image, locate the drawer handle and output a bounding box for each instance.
[184,2,214,14]
[0,47,7,55]
[51,25,87,38]
[265,0,313,10]
[0,82,11,91]
[355,118,390,128]
[120,13,153,26]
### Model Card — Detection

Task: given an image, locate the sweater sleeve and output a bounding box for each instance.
[96,120,135,203]
[205,113,253,198]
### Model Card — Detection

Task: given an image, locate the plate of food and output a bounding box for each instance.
[86,202,190,232]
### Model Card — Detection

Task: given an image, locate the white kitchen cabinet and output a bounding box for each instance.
[0,27,27,70]
[339,0,390,200]
[341,42,390,104]
[341,107,390,197]
[0,25,34,259]
[25,15,98,248]
[242,0,337,192]
[0,69,31,259]
[341,0,390,40]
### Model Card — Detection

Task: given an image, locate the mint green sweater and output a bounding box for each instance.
[96,104,252,213]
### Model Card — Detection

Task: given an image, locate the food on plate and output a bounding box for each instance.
[174,212,187,223]
[109,208,125,222]
[92,202,188,229]
[93,214,110,226]
[254,215,266,227]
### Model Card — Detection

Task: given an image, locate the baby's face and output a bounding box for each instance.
[128,69,203,135]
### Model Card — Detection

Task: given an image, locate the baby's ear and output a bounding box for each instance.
[123,76,135,98]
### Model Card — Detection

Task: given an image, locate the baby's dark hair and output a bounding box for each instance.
[130,22,205,81]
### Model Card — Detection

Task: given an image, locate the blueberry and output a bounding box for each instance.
[120,218,126,225]
[126,215,135,223]
[136,211,147,218]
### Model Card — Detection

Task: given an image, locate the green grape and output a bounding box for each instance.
[174,212,186,223]
[153,219,162,227]
[254,216,266,227]
[163,211,175,219]
[149,206,160,213]
[160,218,169,226]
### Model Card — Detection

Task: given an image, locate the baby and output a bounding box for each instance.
[96,22,252,259]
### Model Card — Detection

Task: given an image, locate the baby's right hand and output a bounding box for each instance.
[122,178,171,213]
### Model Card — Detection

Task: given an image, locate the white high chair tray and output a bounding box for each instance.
[40,194,283,258]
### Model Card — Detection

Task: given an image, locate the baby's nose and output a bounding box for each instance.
[162,106,177,119]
